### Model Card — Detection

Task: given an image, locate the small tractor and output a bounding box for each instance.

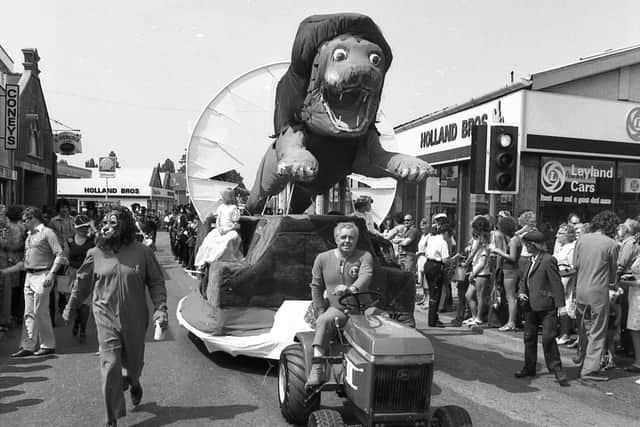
[278,291,472,427]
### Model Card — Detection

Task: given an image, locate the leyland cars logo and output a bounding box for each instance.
[627,107,640,141]
[541,160,565,193]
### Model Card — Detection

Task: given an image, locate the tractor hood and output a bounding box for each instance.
[344,314,434,360]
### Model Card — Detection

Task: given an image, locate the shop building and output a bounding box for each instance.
[394,44,640,244]
[57,167,176,214]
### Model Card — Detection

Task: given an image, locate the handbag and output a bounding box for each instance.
[558,263,576,278]
[56,274,72,293]
[452,264,469,282]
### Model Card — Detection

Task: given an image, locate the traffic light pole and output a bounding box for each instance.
[488,193,497,219]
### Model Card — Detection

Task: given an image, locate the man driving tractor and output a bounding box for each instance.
[306,222,374,388]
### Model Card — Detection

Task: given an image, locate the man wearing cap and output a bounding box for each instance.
[393,214,420,276]
[515,230,569,386]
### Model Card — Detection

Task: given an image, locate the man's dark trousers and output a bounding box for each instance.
[523,309,562,373]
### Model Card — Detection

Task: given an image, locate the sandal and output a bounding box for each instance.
[498,324,516,332]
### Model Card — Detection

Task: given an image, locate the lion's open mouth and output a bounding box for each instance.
[321,86,374,133]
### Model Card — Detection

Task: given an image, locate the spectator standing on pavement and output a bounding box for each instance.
[490,215,521,332]
[393,214,420,280]
[616,218,640,357]
[626,241,640,374]
[418,215,450,328]
[573,210,620,381]
[552,223,578,345]
[464,216,492,327]
[0,206,25,330]
[437,213,456,313]
[514,230,569,386]
[50,198,75,320]
[416,217,430,305]
[3,207,65,357]
[63,206,168,427]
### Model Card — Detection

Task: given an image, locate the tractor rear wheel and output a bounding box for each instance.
[278,343,320,424]
[432,405,472,427]
[307,409,344,427]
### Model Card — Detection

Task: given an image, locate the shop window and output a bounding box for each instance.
[616,161,640,221]
[27,118,41,158]
[421,164,459,226]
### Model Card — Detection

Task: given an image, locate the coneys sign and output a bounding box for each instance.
[5,84,18,150]
[539,157,614,205]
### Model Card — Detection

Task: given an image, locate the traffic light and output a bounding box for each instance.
[469,125,487,194]
[486,125,519,194]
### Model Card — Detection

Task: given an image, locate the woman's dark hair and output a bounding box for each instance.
[7,205,23,222]
[590,210,620,238]
[96,206,137,249]
[497,216,518,237]
[22,206,44,223]
[431,218,450,235]
[471,215,492,244]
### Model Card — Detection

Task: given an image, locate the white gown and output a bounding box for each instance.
[194,204,243,267]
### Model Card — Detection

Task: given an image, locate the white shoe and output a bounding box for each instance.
[556,335,571,345]
[462,318,475,326]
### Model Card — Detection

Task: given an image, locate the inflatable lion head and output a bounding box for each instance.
[275,13,393,138]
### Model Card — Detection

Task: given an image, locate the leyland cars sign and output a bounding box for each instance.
[540,157,614,205]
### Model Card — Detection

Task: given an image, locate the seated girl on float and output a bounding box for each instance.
[194,189,243,268]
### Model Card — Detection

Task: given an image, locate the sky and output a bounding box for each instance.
[2,0,640,178]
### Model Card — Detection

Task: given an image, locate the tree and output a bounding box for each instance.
[85,158,97,168]
[159,158,175,173]
[177,151,186,174]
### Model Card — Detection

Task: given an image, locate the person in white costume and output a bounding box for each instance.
[194,189,243,267]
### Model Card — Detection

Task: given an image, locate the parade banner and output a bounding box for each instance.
[539,156,614,206]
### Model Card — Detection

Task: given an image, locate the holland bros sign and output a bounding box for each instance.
[420,113,488,148]
[83,187,141,195]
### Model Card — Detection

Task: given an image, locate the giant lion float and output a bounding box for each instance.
[178,13,432,359]
[247,13,434,214]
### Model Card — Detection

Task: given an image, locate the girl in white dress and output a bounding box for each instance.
[194,189,243,267]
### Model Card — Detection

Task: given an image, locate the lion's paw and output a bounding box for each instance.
[277,150,319,182]
[388,155,436,182]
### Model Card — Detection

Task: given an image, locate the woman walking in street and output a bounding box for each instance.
[63,206,168,427]
[66,215,96,342]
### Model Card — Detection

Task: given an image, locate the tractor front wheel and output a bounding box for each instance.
[278,343,320,424]
[432,405,472,427]
[308,409,344,427]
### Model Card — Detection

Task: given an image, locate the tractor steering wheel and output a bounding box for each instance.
[338,290,382,314]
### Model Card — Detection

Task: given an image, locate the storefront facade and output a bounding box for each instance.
[394,45,640,246]
[57,168,176,214]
